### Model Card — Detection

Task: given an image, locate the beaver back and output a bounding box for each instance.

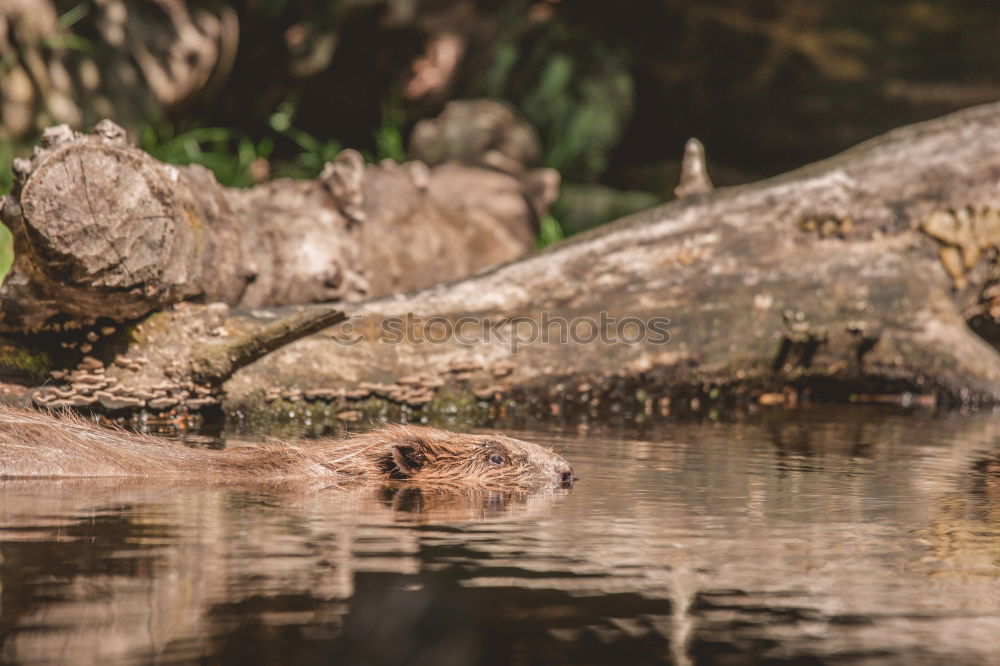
[0,408,576,491]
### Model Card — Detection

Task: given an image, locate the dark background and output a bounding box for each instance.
[3,0,1000,235]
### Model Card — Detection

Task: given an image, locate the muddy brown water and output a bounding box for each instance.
[1,406,999,665]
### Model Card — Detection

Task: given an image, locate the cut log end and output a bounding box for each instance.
[19,143,182,290]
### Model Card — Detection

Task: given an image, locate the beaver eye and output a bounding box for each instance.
[488,453,505,466]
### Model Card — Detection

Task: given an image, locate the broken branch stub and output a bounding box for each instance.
[188,306,347,386]
[29,304,346,413]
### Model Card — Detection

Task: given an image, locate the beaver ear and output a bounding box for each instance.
[390,444,426,477]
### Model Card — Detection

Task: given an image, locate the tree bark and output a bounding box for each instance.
[221,101,1000,412]
[23,303,344,413]
[0,119,555,332]
[16,102,1000,416]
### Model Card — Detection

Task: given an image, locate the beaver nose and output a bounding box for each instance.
[559,469,577,486]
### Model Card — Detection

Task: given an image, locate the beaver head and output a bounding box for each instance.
[374,426,576,491]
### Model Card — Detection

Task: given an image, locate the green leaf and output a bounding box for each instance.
[536,213,565,249]
[0,138,12,196]
[374,93,406,163]
[0,221,14,287]
[58,3,90,29]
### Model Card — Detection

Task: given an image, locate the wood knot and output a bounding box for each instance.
[320,149,367,224]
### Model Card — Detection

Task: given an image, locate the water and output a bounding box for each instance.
[1,406,999,665]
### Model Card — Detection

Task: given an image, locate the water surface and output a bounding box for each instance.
[2,407,999,665]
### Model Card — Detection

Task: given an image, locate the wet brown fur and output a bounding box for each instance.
[0,407,576,491]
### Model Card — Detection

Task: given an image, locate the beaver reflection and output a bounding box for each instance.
[0,407,576,492]
[376,484,568,520]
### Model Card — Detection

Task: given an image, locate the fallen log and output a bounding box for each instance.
[17,102,1000,418]
[0,116,556,332]
[221,101,1000,413]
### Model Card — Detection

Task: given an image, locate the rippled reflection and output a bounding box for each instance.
[2,407,1000,665]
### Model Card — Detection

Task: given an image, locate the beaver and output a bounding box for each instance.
[0,407,576,491]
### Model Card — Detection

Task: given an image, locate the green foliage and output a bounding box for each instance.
[58,3,89,29]
[535,213,566,249]
[138,81,384,185]
[373,93,407,164]
[141,125,273,188]
[0,137,12,196]
[484,27,634,183]
[272,127,342,179]
[46,3,92,51]
[545,69,632,179]
[267,101,341,178]
[485,42,520,98]
[0,137,14,287]
[0,222,13,287]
